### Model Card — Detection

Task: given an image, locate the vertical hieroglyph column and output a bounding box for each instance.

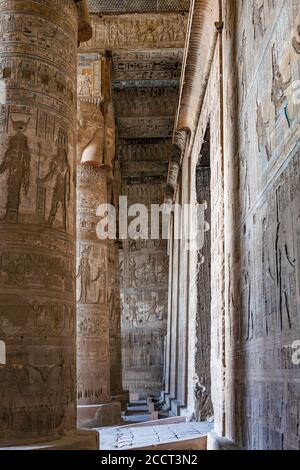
[0,0,79,446]
[77,100,121,427]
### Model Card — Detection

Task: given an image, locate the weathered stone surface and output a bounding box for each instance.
[79,14,188,51]
[0,0,79,446]
[112,49,183,83]
[167,0,300,451]
[120,179,169,397]
[118,139,170,399]
[222,0,300,450]
[88,0,191,14]
[98,421,212,450]
[77,165,111,408]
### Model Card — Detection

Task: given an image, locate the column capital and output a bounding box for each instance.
[74,0,92,44]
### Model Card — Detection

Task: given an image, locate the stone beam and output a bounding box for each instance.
[79,13,188,52]
[176,0,219,132]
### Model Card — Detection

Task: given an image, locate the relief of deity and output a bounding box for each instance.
[271,44,292,125]
[0,117,31,223]
[252,0,266,40]
[256,99,271,161]
[77,246,92,304]
[92,259,107,304]
[38,130,71,231]
[292,24,300,54]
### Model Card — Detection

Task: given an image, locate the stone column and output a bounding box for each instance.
[0,0,96,449]
[108,151,129,411]
[76,102,121,427]
[108,239,129,410]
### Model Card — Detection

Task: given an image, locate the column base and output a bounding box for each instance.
[111,390,129,411]
[0,430,99,450]
[78,402,121,428]
[207,431,240,450]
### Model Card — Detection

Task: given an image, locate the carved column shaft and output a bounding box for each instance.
[77,165,110,407]
[76,99,121,426]
[0,0,78,445]
[108,240,123,396]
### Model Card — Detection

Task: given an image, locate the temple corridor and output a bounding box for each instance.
[0,0,299,452]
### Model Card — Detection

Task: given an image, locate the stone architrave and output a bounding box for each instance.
[79,14,188,52]
[0,0,96,449]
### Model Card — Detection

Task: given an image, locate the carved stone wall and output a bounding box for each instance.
[76,54,123,425]
[177,0,300,450]
[109,240,123,396]
[194,164,213,422]
[77,164,110,406]
[79,13,188,51]
[163,1,224,424]
[222,0,300,450]
[119,140,169,398]
[0,0,78,446]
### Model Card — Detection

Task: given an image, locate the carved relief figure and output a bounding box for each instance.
[92,259,106,304]
[145,295,159,322]
[241,116,251,216]
[275,189,294,332]
[271,44,292,125]
[129,257,137,288]
[0,116,31,223]
[292,24,300,54]
[256,99,271,161]
[238,31,247,104]
[157,256,169,283]
[77,246,92,304]
[262,216,277,336]
[38,130,71,231]
[252,0,266,40]
[243,250,254,342]
[193,381,212,422]
[78,73,92,96]
[126,295,139,327]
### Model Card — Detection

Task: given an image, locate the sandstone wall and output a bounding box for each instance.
[222,0,300,450]
[166,0,300,450]
[120,171,169,398]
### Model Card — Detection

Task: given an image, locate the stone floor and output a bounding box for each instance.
[98,421,213,450]
[96,399,213,450]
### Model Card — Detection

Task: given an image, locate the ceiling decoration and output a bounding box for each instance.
[79,8,189,183]
[88,0,190,14]
[117,117,175,139]
[113,79,179,89]
[112,49,183,84]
